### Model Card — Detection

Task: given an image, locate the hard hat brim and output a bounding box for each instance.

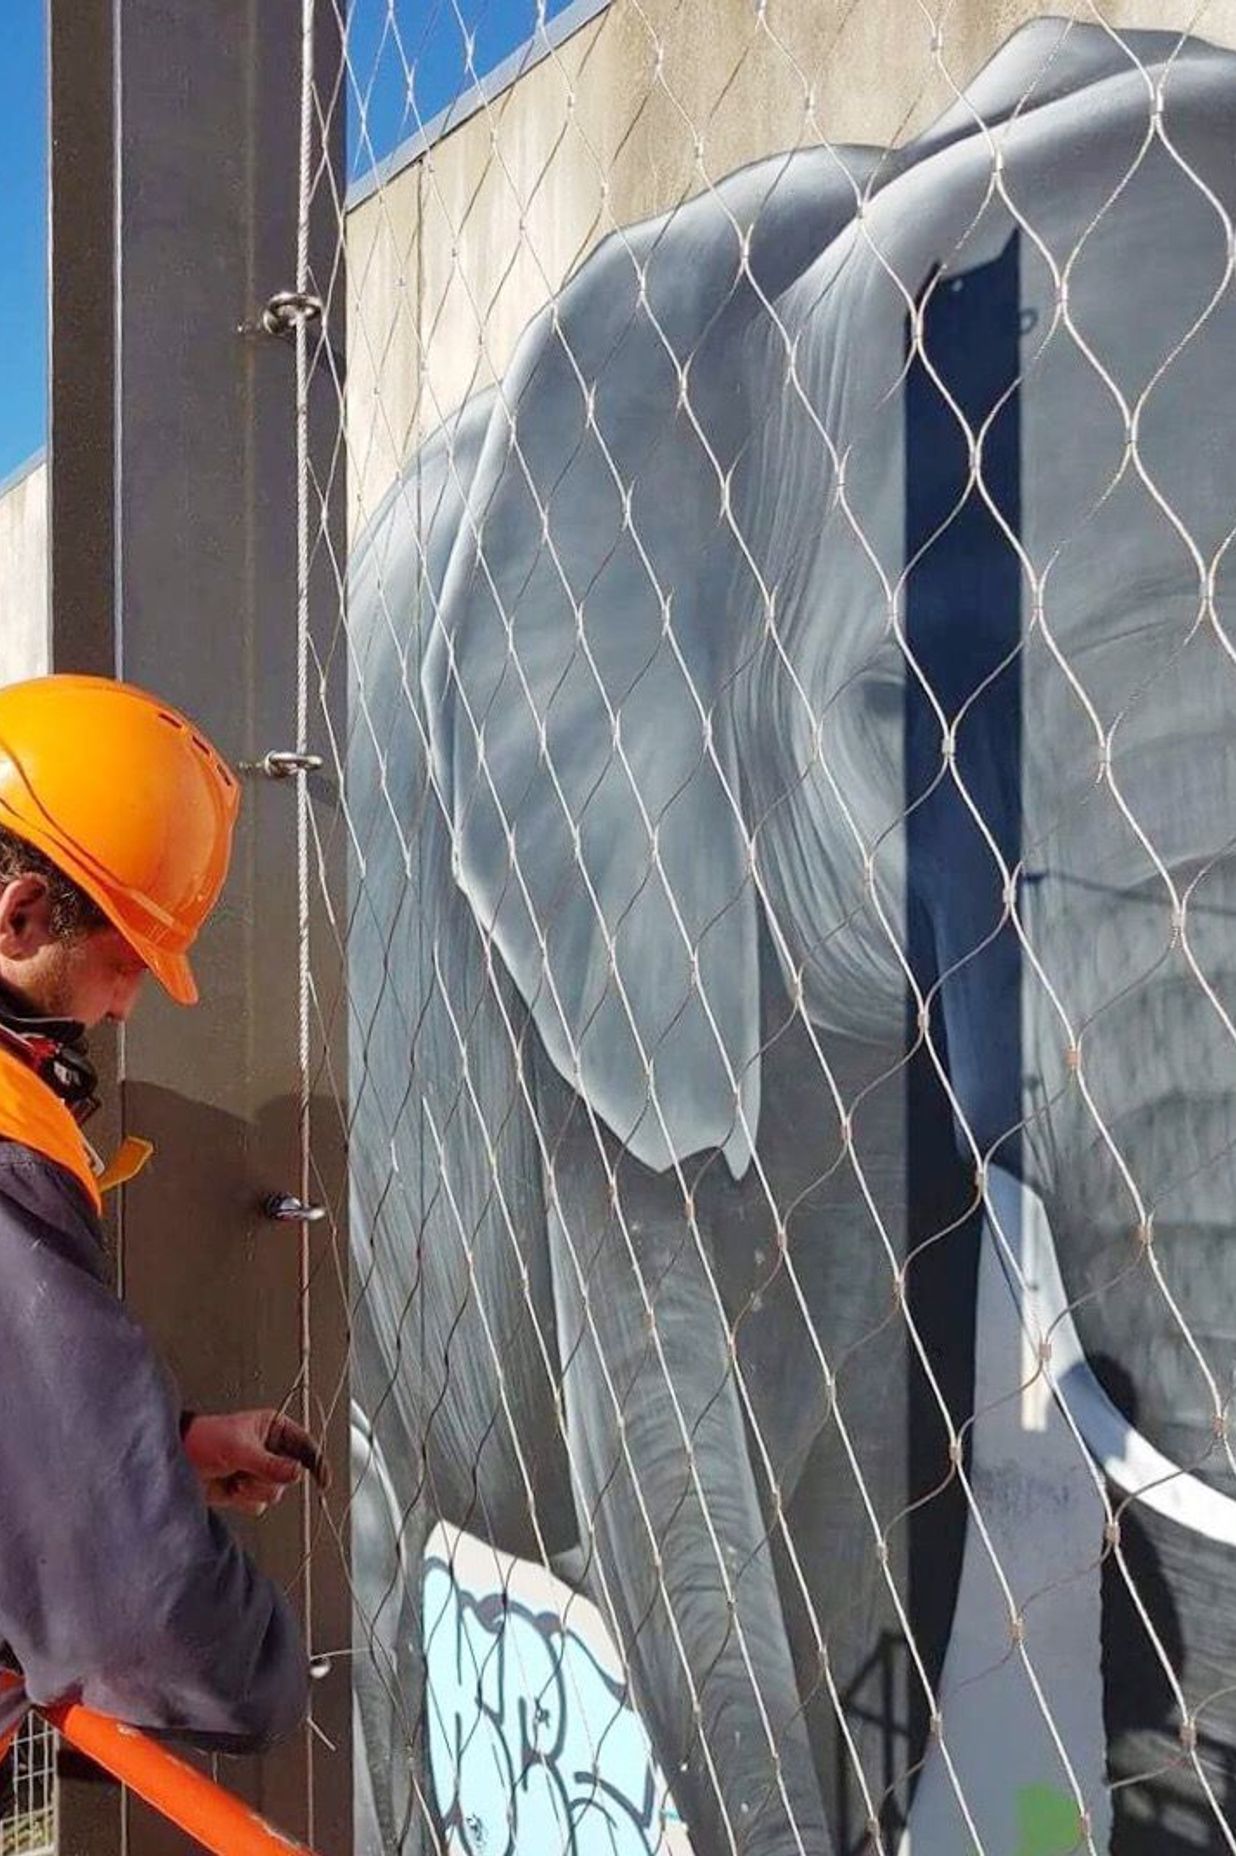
[137,942,199,1007]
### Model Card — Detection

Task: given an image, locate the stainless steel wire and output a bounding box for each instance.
[292,5,1236,1852]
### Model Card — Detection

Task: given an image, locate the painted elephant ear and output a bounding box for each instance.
[350,388,496,718]
[424,151,873,1178]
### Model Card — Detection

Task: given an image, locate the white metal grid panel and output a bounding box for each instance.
[0,1721,58,1856]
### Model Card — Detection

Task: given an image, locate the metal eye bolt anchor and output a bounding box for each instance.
[238,750,324,780]
[263,1194,326,1224]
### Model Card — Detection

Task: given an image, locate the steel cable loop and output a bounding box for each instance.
[294,2,323,1839]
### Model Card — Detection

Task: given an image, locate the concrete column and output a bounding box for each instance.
[48,5,349,1850]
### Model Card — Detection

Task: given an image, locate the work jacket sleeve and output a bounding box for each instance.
[0,1153,308,1748]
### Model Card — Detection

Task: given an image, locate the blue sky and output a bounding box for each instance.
[0,0,46,482]
[347,0,573,181]
[0,0,572,482]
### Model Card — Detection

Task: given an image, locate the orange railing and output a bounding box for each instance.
[0,1678,321,1856]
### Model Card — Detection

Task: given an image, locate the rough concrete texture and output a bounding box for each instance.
[346,0,1236,530]
[0,458,48,685]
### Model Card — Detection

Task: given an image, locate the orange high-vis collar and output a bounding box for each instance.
[0,1041,102,1214]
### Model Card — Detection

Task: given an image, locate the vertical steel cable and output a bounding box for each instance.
[294,0,318,1838]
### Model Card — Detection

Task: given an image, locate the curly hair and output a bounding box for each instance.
[0,826,109,939]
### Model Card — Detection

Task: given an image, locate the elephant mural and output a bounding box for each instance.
[347,17,1236,1852]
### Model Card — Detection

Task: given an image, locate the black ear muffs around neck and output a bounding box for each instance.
[0,986,98,1123]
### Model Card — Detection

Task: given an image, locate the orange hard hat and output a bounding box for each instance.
[0,676,240,1006]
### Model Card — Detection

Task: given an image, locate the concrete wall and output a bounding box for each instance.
[0,455,48,684]
[346,0,1236,532]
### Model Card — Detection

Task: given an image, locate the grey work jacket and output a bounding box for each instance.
[0,1141,308,1750]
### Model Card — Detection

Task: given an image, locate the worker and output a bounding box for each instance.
[0,674,320,1750]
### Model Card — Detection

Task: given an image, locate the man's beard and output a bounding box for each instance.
[24,937,85,1023]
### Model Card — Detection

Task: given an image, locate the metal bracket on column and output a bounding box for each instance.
[237,291,344,380]
[239,750,324,779]
[263,1193,327,1224]
[261,289,324,338]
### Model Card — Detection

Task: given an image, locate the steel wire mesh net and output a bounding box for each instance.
[0,1721,58,1856]
[290,2,1236,1850]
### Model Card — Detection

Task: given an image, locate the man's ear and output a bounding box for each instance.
[0,877,55,957]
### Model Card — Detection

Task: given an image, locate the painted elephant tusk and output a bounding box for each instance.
[1008,1183,1236,1549]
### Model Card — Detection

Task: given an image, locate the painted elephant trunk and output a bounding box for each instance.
[537,1055,836,1856]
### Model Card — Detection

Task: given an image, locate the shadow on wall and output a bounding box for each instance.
[1088,1355,1203,1856]
[109,1081,350,1745]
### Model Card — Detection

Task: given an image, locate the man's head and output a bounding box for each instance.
[0,676,240,1024]
[0,826,149,1027]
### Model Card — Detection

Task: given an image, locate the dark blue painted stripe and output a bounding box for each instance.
[906,231,1023,1149]
[901,230,1023,1809]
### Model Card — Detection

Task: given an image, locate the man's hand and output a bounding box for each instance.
[181,1409,330,1516]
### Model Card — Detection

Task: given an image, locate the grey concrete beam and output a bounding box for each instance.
[48,4,349,1848]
